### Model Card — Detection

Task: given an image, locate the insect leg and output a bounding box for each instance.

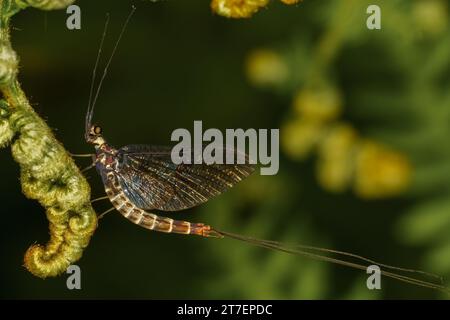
[81,163,96,173]
[69,153,95,158]
[98,207,116,220]
[91,196,109,203]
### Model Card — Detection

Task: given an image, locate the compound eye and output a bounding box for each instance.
[94,126,102,135]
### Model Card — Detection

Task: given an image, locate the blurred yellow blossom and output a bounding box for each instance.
[281,85,411,199]
[412,0,448,36]
[316,123,358,192]
[293,86,342,122]
[354,141,412,199]
[280,0,301,4]
[245,49,288,87]
[281,118,325,160]
[211,0,269,18]
[211,0,300,18]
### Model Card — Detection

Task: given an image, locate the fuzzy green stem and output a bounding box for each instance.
[0,0,97,278]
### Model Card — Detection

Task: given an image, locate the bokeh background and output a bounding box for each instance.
[0,0,449,299]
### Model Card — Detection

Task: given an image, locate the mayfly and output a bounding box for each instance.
[74,7,448,293]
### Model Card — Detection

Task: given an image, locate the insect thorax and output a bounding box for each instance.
[96,144,119,171]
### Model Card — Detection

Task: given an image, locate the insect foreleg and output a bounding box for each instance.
[98,207,116,220]
[81,163,96,173]
[69,152,95,158]
[91,196,110,203]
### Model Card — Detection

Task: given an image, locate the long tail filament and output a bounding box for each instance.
[212,229,449,294]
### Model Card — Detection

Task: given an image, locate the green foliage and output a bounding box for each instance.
[0,0,96,278]
[202,0,450,298]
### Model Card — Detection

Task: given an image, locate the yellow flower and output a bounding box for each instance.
[211,0,300,18]
[354,141,412,199]
[245,49,288,87]
[413,0,448,36]
[280,0,301,4]
[316,124,358,192]
[211,0,269,18]
[281,117,325,160]
[293,86,342,122]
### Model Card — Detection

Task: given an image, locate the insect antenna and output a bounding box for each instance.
[85,13,110,138]
[88,5,137,132]
[214,229,449,293]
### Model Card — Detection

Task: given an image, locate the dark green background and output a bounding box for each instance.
[0,0,449,299]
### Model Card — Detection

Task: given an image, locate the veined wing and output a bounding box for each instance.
[116,145,255,211]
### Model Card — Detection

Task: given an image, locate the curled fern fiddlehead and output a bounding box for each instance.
[15,0,74,10]
[0,0,97,278]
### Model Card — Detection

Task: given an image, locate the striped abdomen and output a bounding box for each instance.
[104,171,221,238]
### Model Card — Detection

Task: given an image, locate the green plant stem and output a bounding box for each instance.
[0,0,97,278]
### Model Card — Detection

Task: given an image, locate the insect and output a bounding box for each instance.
[73,7,448,294]
[79,8,254,239]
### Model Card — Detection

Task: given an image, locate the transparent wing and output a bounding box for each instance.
[116,145,255,211]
